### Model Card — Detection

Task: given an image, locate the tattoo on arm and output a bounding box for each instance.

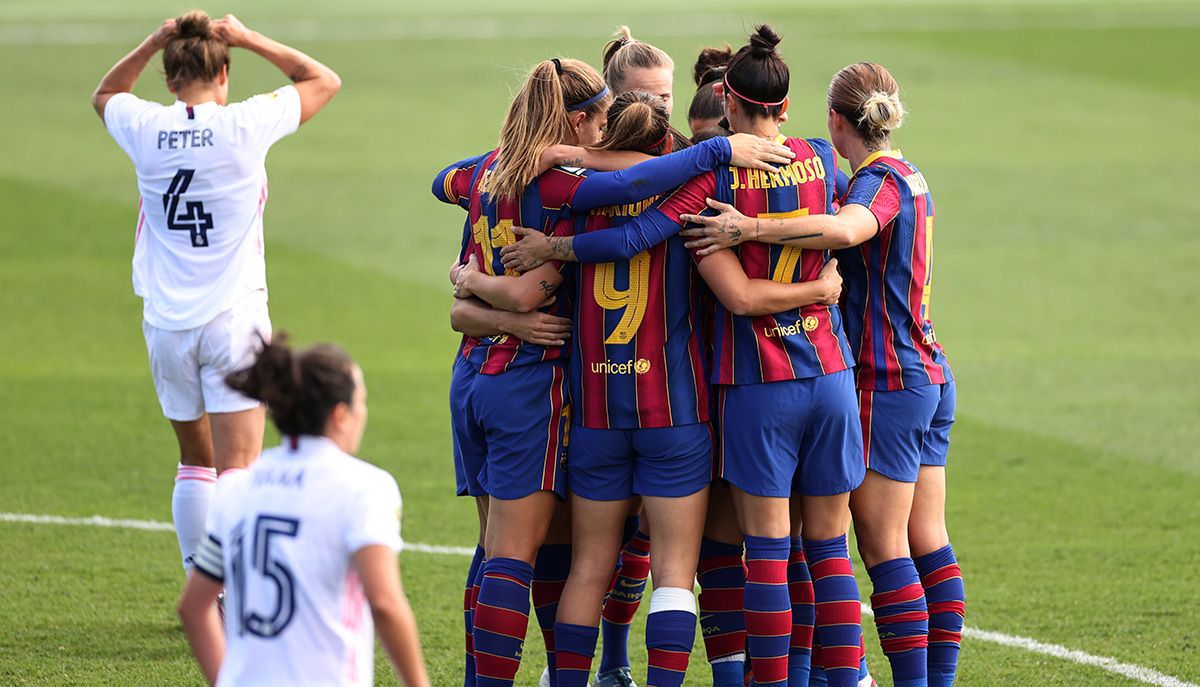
[564,157,584,167]
[550,237,574,260]
[538,280,558,296]
[288,62,309,83]
[780,233,823,242]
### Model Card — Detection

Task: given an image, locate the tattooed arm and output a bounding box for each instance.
[679,199,879,256]
[454,254,565,314]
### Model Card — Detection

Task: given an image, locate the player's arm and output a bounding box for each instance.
[91,19,177,117]
[540,145,650,173]
[568,134,795,211]
[680,200,878,255]
[454,255,564,313]
[697,253,843,316]
[354,545,430,687]
[432,153,489,208]
[450,298,572,347]
[177,536,227,686]
[211,15,340,124]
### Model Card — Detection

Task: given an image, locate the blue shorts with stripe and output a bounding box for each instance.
[450,356,568,500]
[858,380,956,482]
[718,369,864,498]
[568,423,713,500]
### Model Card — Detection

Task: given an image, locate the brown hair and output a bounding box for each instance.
[688,82,723,127]
[595,91,690,156]
[225,333,357,438]
[163,11,229,92]
[601,26,674,92]
[693,44,732,87]
[827,62,905,149]
[488,58,611,199]
[724,25,789,120]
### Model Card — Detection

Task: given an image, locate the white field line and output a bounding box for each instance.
[3,511,1197,687]
[2,10,1200,46]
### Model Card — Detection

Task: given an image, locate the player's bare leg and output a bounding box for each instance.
[170,416,216,571]
[910,465,964,687]
[208,406,265,473]
[557,497,633,626]
[850,471,915,567]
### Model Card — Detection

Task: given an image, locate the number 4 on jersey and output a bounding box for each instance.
[163,169,214,248]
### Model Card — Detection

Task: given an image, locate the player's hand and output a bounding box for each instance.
[448,258,464,286]
[681,198,750,256]
[500,227,552,272]
[211,14,252,48]
[453,254,480,299]
[815,258,842,305]
[148,18,178,50]
[727,132,794,172]
[502,310,572,347]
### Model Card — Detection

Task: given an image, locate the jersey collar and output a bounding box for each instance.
[855,149,903,174]
[174,100,219,119]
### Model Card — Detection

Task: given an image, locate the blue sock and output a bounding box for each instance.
[868,557,928,687]
[804,535,862,687]
[787,538,814,687]
[645,587,697,687]
[698,537,746,683]
[743,535,791,687]
[914,545,964,687]
[473,557,533,687]
[711,660,744,687]
[533,545,572,686]
[554,622,599,687]
[464,545,485,687]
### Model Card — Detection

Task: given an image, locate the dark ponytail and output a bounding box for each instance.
[225,332,357,437]
[724,24,789,120]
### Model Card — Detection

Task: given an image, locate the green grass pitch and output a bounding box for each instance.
[1,1,1198,685]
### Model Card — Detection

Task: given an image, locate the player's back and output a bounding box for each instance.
[103,87,301,329]
[206,437,401,687]
[701,136,854,384]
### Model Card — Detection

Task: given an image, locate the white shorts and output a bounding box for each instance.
[142,293,272,421]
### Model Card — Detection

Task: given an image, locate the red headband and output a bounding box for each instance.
[723,75,787,108]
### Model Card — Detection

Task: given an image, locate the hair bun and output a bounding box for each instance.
[861,90,905,132]
[175,10,212,40]
[693,44,733,86]
[748,24,782,58]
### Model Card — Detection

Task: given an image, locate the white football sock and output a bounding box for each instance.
[173,464,216,570]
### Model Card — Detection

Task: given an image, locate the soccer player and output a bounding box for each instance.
[602,26,675,114]
[176,334,429,687]
[688,45,733,138]
[500,26,867,687]
[432,58,794,687]
[91,12,340,574]
[680,62,965,687]
[457,90,842,687]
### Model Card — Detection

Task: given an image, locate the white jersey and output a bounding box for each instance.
[193,436,402,687]
[104,86,302,330]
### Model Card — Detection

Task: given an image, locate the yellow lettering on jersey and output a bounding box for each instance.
[733,155,827,191]
[593,197,657,218]
[471,216,518,276]
[922,216,934,313]
[757,209,809,283]
[904,171,929,196]
[594,251,651,344]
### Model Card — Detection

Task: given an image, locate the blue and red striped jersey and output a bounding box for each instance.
[836,150,952,391]
[658,136,855,385]
[565,199,711,430]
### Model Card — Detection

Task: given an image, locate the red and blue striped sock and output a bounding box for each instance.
[743,534,791,687]
[473,557,533,687]
[599,528,651,673]
[645,587,697,687]
[697,537,746,687]
[914,545,964,687]
[804,535,862,687]
[554,622,599,687]
[868,557,929,687]
[787,538,815,686]
[533,545,572,686]
[464,545,485,687]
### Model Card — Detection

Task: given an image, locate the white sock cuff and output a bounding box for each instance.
[176,464,217,483]
[710,653,745,665]
[648,586,697,615]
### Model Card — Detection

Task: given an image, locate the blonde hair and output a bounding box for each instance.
[488,58,611,199]
[163,10,229,91]
[828,62,905,149]
[602,26,674,92]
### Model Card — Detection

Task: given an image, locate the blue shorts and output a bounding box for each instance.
[450,357,569,500]
[717,369,864,498]
[568,424,713,500]
[859,380,956,482]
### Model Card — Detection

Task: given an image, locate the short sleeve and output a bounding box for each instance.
[192,534,225,582]
[232,85,302,151]
[843,167,901,232]
[103,92,159,159]
[345,471,403,554]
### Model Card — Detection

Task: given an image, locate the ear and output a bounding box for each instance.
[568,110,588,131]
[327,402,350,432]
[219,64,229,87]
[779,96,790,115]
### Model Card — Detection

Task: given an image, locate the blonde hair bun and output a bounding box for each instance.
[860,90,904,133]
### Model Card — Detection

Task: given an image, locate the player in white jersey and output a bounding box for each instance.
[91,11,341,573]
[177,334,430,687]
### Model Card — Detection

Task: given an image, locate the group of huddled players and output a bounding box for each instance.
[435,23,965,687]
